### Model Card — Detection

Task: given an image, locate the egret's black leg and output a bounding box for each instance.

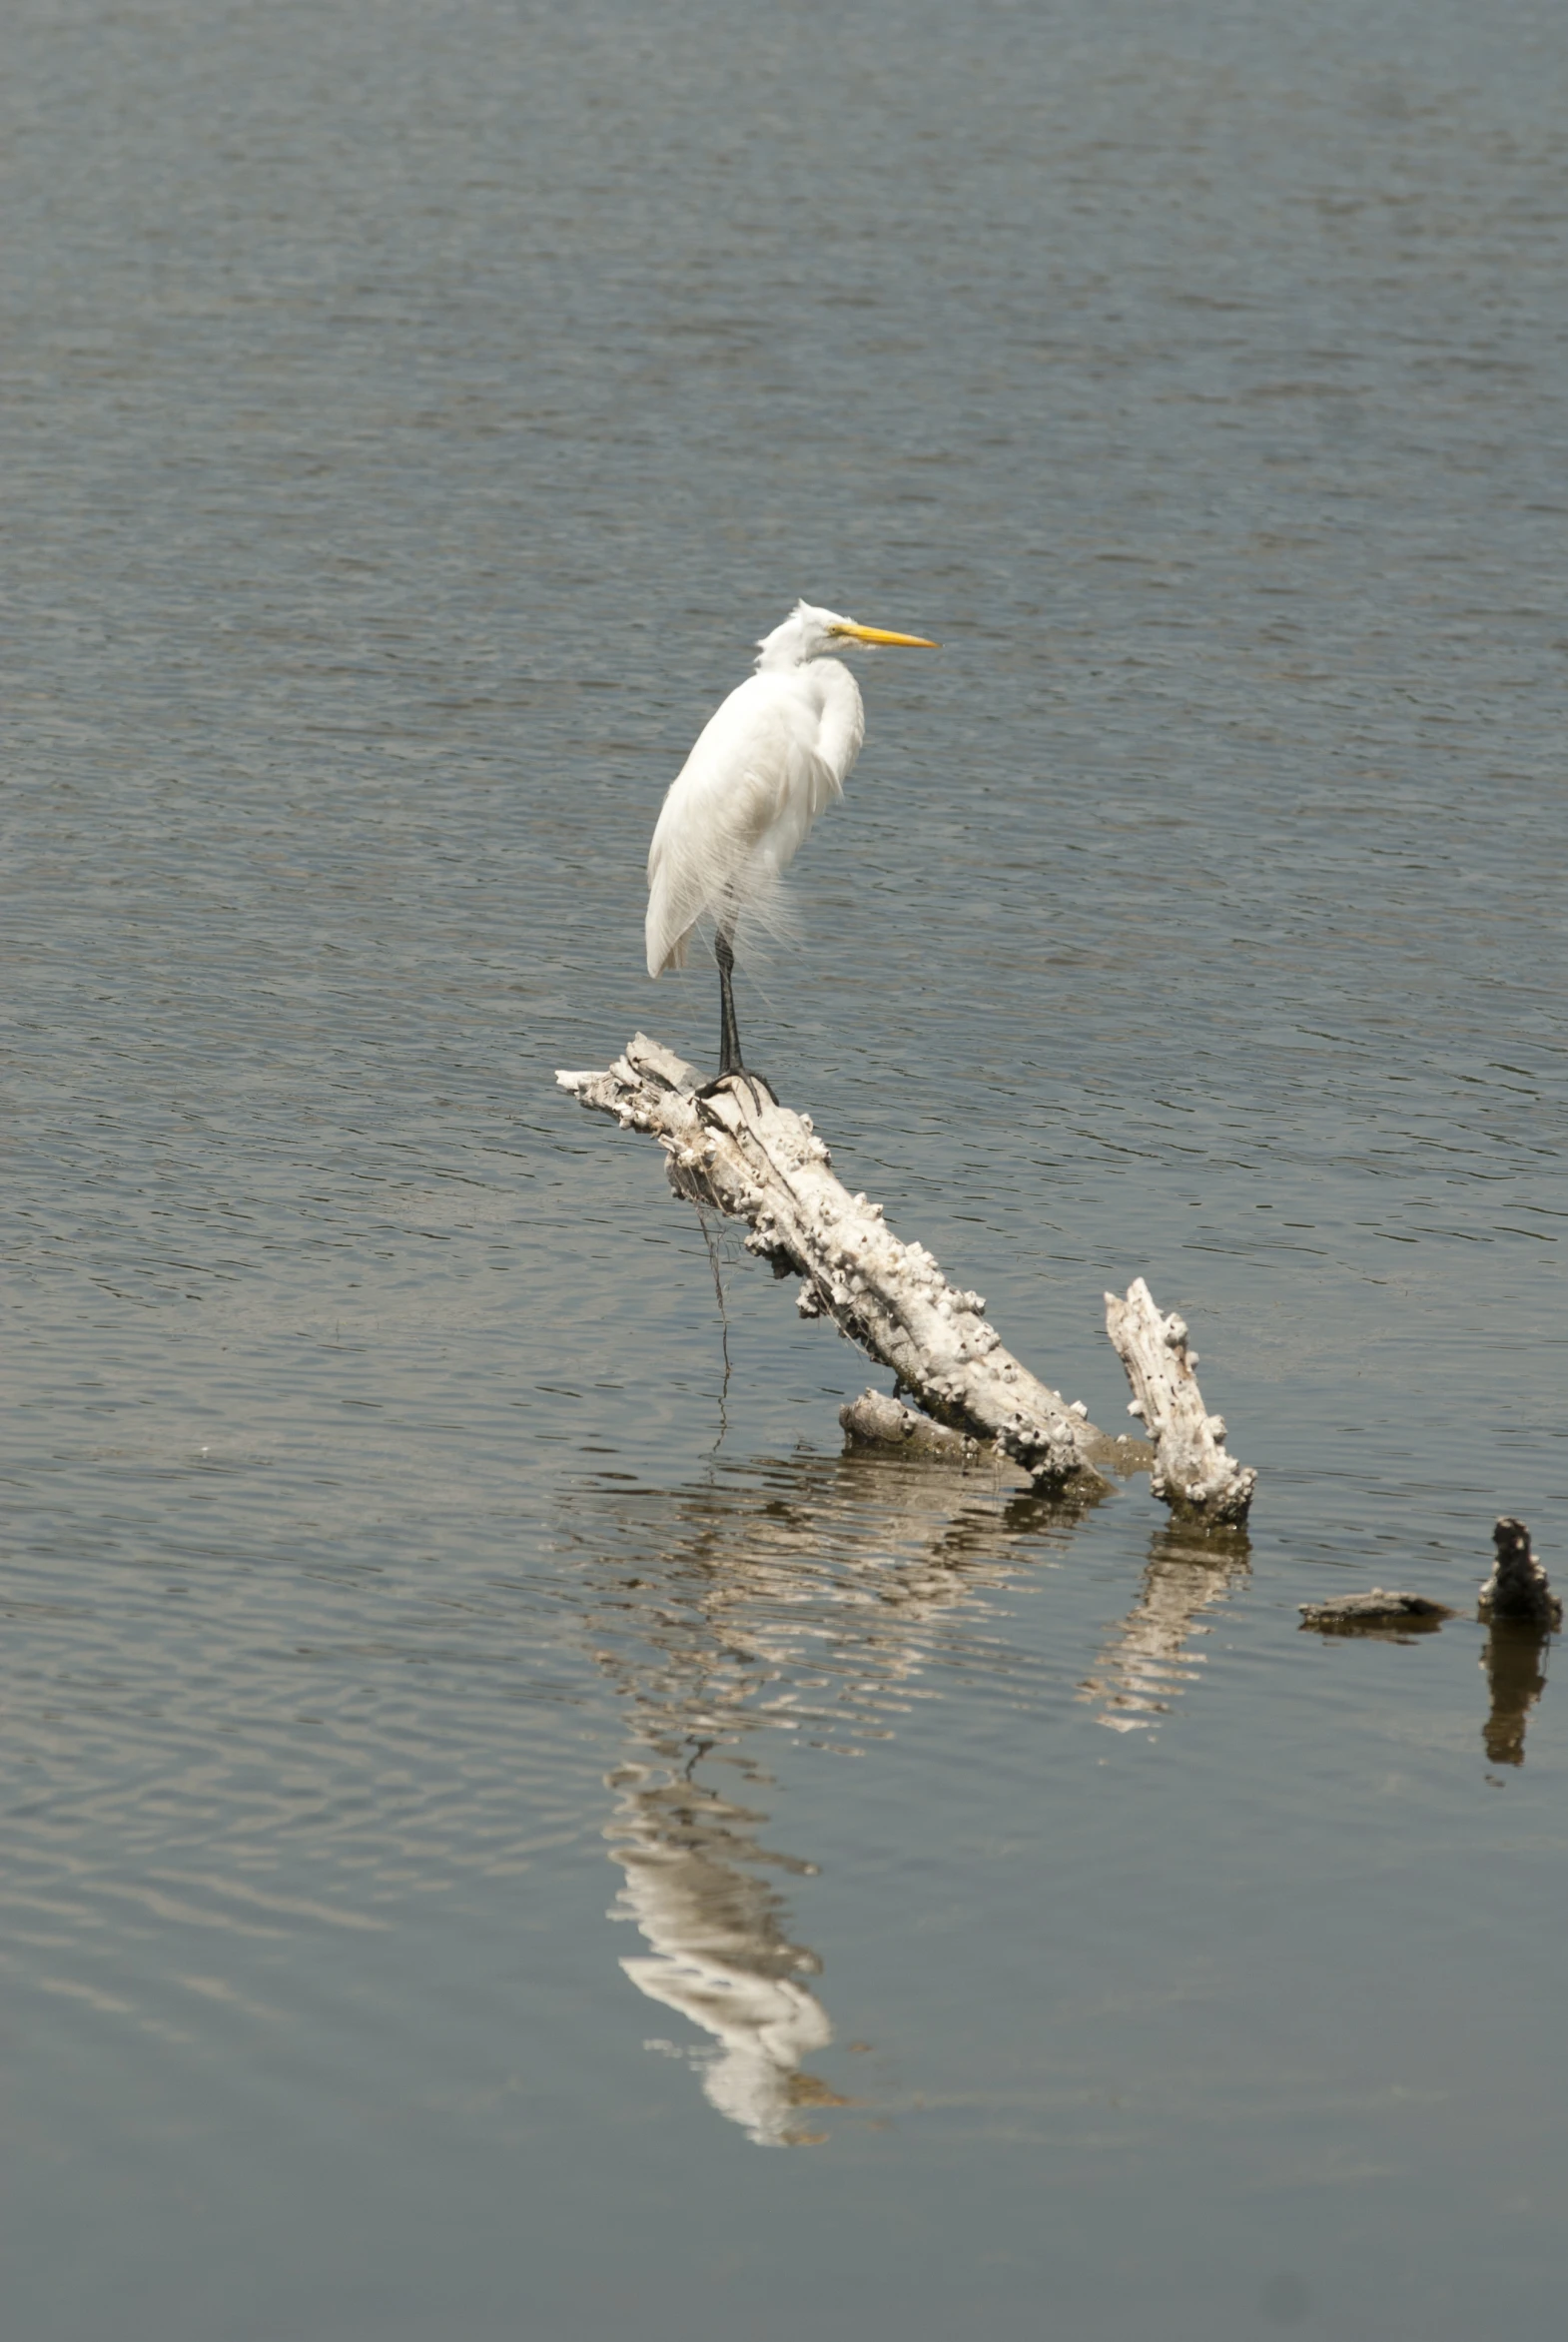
[697,929,777,1107]
[716,928,743,1078]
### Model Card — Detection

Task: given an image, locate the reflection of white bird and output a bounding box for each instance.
[645,601,936,1094]
[609,1766,834,2148]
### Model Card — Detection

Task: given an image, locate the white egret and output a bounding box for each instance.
[645,600,937,1094]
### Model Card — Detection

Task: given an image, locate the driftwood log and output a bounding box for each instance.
[557,1037,1250,1520]
[1105,1277,1256,1527]
[840,1388,987,1467]
[839,1387,1155,1480]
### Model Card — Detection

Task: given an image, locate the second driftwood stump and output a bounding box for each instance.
[1104,1276,1256,1527]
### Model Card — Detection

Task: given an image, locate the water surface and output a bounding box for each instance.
[3,1,1566,2335]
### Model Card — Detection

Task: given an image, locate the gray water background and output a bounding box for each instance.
[4,0,1567,2334]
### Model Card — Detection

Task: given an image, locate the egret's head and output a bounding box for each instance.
[754,600,938,670]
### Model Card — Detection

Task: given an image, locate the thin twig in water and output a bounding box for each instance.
[694,1203,732,1435]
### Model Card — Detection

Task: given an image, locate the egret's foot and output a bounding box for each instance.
[697,1067,778,1112]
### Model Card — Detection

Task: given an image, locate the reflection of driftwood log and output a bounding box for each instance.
[584,1446,1113,2144]
[1105,1277,1256,1527]
[1479,1518,1562,1628]
[1081,1524,1251,1731]
[1298,1589,1454,1636]
[559,1037,1249,1518]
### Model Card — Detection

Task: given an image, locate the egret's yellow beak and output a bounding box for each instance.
[830,621,939,648]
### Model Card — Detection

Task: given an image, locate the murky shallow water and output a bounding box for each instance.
[4,0,1566,2333]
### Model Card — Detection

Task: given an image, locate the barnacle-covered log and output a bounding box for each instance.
[840,1388,1155,1480]
[1104,1276,1256,1527]
[556,1036,1121,1493]
[840,1389,988,1466]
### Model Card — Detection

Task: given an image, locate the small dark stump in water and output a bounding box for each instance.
[1478,1517,1563,1629]
[1298,1522,1559,1765]
[1298,1587,1455,1637]
[1477,1519,1558,1767]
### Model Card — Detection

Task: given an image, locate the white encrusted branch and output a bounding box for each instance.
[1104,1276,1256,1527]
[557,1035,1122,1494]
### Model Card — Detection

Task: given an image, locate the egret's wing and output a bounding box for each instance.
[645,675,837,977]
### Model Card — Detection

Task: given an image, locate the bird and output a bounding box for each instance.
[645,600,937,1098]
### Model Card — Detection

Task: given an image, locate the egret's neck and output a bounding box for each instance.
[755,636,809,674]
[809,658,866,784]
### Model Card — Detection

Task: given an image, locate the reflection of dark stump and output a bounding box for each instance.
[1479,1517,1563,1628]
[1482,1621,1550,1768]
[1478,1521,1557,1768]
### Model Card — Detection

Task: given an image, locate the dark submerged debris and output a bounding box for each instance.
[1298,1588,1455,1636]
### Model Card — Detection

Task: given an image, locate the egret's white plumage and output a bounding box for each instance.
[645,600,936,1084]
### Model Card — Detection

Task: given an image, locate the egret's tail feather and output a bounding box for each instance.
[725,856,801,962]
[646,838,799,977]
[652,929,691,976]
